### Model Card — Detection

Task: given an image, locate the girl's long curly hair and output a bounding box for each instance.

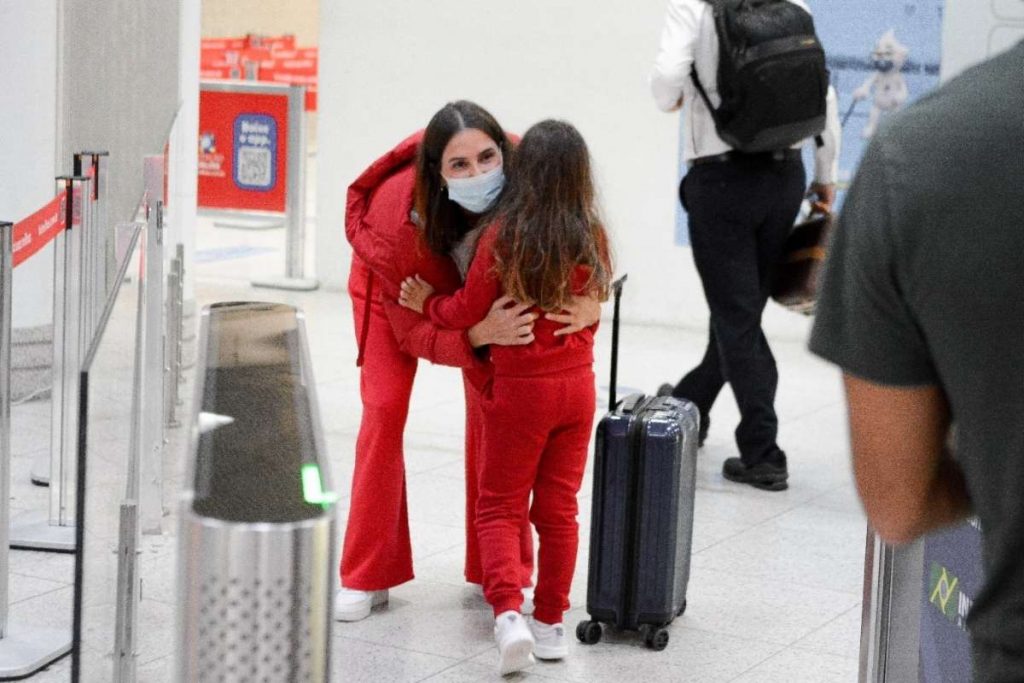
[414,101,512,256]
[492,120,611,312]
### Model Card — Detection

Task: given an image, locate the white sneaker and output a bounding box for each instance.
[529,618,568,660]
[494,610,535,675]
[334,587,388,622]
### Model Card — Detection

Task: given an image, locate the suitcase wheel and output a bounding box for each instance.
[639,624,670,651]
[576,620,603,645]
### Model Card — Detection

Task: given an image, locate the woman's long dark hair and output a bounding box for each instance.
[493,120,611,312]
[414,101,512,256]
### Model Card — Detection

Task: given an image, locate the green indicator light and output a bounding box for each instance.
[301,463,339,509]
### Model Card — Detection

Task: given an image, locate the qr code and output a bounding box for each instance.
[236,146,272,188]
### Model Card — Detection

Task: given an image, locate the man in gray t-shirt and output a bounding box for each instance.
[809,41,1024,681]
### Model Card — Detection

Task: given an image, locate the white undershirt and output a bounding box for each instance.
[650,0,840,183]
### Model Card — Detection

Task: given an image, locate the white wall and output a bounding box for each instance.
[941,0,1024,81]
[317,1,821,340]
[0,0,58,328]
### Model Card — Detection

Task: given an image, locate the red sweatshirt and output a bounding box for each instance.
[423,224,600,377]
[345,131,482,370]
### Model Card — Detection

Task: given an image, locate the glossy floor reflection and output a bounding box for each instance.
[8,218,865,681]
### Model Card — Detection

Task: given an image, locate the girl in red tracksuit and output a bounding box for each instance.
[400,120,612,674]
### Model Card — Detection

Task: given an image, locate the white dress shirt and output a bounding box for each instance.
[650,0,840,184]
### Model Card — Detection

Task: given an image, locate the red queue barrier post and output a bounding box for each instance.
[198,81,317,291]
[9,177,89,553]
[0,217,73,675]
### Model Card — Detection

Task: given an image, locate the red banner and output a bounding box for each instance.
[11,193,69,268]
[199,37,318,111]
[198,89,290,213]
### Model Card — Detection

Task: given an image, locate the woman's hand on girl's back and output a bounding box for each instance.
[399,275,435,314]
[468,296,537,348]
[547,294,602,336]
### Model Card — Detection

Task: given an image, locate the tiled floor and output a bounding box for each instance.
[5,211,868,681]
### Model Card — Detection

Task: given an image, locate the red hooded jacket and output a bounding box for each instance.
[346,131,482,370]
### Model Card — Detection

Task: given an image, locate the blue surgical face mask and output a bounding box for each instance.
[445,166,505,214]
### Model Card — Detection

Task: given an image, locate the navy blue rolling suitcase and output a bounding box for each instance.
[576,275,700,651]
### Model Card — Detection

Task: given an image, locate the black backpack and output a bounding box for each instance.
[691,0,828,153]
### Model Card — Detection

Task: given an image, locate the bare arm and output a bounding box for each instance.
[843,374,971,544]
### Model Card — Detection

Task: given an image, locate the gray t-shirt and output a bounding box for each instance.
[809,42,1024,681]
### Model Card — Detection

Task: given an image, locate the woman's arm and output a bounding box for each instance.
[546,294,603,336]
[467,297,536,347]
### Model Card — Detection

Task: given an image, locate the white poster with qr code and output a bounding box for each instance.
[233,113,278,191]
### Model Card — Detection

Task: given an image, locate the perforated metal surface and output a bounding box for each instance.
[179,518,333,683]
[195,574,315,682]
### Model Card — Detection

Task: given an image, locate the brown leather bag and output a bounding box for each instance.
[771,202,833,315]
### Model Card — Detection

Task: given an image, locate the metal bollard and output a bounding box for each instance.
[0,222,72,676]
[178,302,335,683]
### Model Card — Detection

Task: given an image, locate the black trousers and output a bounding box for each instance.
[672,155,806,464]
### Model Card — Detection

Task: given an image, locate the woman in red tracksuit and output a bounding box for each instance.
[400,120,612,674]
[339,102,600,622]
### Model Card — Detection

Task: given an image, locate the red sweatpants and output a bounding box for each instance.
[341,291,533,590]
[463,374,535,587]
[478,368,596,625]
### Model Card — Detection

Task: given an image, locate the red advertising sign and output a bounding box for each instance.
[198,88,290,213]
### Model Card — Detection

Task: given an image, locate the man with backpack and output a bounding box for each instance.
[650,0,840,491]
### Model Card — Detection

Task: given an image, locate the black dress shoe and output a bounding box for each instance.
[722,453,788,491]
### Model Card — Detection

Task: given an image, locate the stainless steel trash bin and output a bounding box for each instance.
[178,302,336,683]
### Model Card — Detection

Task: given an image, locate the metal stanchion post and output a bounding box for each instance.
[175,243,185,394]
[0,223,72,677]
[858,528,924,682]
[112,501,139,683]
[859,529,893,682]
[252,85,318,291]
[9,177,86,552]
[164,264,180,429]
[0,222,11,636]
[72,156,92,340]
[74,151,110,337]
[138,201,164,535]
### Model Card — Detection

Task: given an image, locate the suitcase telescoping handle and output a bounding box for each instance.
[608,274,628,410]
